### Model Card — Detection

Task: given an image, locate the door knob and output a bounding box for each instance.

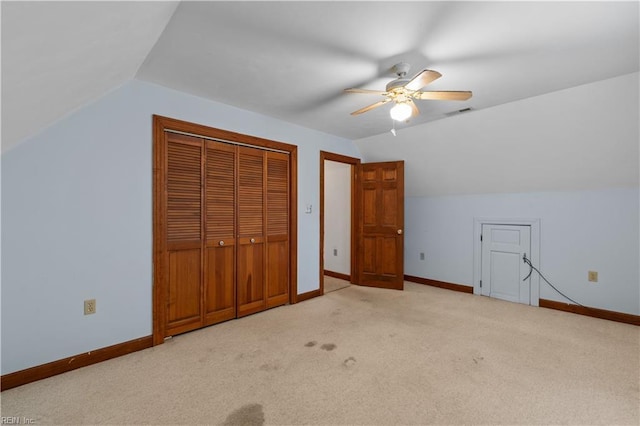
[397,229,403,235]
[250,238,256,243]
[219,240,224,246]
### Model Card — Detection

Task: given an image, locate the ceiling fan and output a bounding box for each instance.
[344,62,472,122]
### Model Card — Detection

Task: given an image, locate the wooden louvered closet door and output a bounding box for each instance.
[165,133,204,336]
[161,130,290,338]
[236,146,266,317]
[266,151,290,308]
[204,141,237,325]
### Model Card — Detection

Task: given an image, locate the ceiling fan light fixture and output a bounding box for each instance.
[346,63,471,121]
[390,102,412,121]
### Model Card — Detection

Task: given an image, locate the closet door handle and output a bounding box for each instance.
[219,240,225,246]
[250,238,256,244]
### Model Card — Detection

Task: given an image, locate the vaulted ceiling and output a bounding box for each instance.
[2,1,639,154]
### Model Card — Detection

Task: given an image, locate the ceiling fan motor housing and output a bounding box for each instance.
[386,62,412,92]
[392,62,411,77]
[386,78,411,92]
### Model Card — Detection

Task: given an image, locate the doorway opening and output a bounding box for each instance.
[324,160,351,281]
[320,153,405,293]
[473,218,540,306]
[319,151,360,294]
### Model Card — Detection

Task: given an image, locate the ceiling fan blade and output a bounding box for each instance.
[413,91,473,101]
[350,99,391,115]
[344,88,387,95]
[409,99,420,117]
[404,69,442,91]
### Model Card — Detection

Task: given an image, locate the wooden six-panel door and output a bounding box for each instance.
[357,161,404,290]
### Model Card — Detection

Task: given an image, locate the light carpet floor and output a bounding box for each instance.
[1,282,638,425]
[323,275,351,293]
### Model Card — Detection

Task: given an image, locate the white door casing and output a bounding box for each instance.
[481,224,531,304]
[473,218,540,306]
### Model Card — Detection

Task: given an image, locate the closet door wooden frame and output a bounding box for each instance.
[153,115,298,346]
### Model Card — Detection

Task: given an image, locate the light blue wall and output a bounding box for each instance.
[405,188,640,315]
[1,80,361,374]
[354,73,639,316]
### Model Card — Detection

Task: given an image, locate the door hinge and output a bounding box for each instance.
[480,233,483,242]
[479,280,482,288]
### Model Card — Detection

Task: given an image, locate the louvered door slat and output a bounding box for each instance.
[206,143,236,239]
[238,150,264,237]
[267,155,289,235]
[167,141,201,242]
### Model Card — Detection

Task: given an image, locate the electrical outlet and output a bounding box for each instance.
[84,299,96,315]
[588,271,598,283]
[420,252,425,261]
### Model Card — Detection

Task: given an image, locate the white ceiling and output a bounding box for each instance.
[1,1,179,152]
[2,1,638,153]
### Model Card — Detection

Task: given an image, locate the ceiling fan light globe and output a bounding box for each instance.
[390,102,412,121]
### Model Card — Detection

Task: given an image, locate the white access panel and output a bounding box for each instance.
[481,224,531,304]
